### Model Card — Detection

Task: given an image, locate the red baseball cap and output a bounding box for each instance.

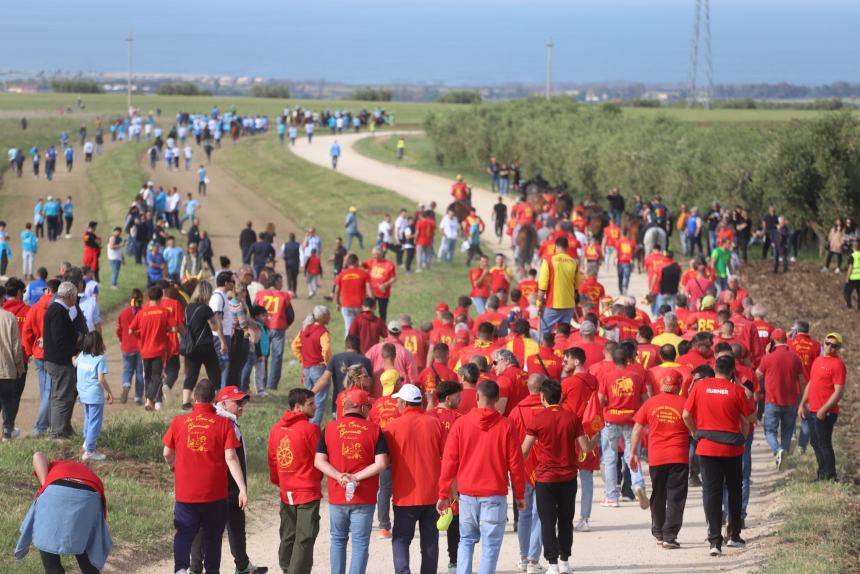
[771,328,787,342]
[343,388,371,407]
[436,303,450,312]
[216,385,250,403]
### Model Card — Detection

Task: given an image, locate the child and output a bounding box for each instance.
[248,305,270,397]
[74,331,113,461]
[305,248,322,298]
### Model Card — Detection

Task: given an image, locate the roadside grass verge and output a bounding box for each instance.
[758,434,858,574]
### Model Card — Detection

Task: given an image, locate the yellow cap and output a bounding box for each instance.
[349,206,357,212]
[700,295,716,310]
[825,332,843,345]
[456,174,463,181]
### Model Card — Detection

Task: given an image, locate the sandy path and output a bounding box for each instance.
[132,134,783,573]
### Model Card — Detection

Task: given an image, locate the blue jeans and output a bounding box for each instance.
[341,307,360,338]
[346,231,364,251]
[303,365,327,425]
[438,237,456,262]
[652,293,676,316]
[330,503,374,574]
[540,308,573,337]
[679,233,688,257]
[33,358,52,433]
[499,178,509,196]
[240,344,257,392]
[458,494,507,574]
[109,259,121,286]
[267,329,285,390]
[121,352,144,400]
[377,468,392,530]
[609,209,622,226]
[215,335,231,388]
[763,403,797,454]
[82,403,104,452]
[708,230,717,253]
[617,263,632,294]
[517,483,542,561]
[471,297,486,314]
[715,276,728,296]
[579,470,594,519]
[798,414,811,451]
[601,423,645,500]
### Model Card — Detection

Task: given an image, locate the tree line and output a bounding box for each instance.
[424,98,860,250]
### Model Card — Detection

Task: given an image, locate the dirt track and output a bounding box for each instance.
[134,133,783,574]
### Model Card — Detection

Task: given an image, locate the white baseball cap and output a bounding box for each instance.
[391,384,422,404]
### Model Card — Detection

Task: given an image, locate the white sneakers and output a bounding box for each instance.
[574,518,590,532]
[558,561,571,573]
[527,563,546,574]
[82,451,107,461]
[634,486,649,509]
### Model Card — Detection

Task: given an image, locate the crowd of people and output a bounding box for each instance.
[2,111,850,574]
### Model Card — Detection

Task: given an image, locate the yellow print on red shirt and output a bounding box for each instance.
[277,436,294,468]
[342,442,364,460]
[652,405,682,424]
[337,420,366,439]
[612,376,635,396]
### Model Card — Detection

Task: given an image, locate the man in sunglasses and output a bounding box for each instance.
[797,332,846,481]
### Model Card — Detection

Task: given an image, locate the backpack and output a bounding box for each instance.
[580,389,605,437]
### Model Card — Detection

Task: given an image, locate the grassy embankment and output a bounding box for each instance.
[758,434,858,574]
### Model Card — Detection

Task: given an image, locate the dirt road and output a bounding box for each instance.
[134,133,782,573]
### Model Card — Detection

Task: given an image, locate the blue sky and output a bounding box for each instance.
[1,0,857,85]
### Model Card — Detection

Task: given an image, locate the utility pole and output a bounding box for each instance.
[546,36,553,100]
[687,0,712,109]
[126,32,134,113]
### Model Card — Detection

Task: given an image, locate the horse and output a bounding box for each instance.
[447,200,471,224]
[515,224,538,276]
[585,205,609,241]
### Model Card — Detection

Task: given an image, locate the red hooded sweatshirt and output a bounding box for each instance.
[438,407,525,500]
[22,293,52,359]
[268,410,323,505]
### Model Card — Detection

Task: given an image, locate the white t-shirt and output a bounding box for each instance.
[440,215,460,240]
[107,235,123,261]
[166,192,181,212]
[377,221,393,243]
[209,289,234,337]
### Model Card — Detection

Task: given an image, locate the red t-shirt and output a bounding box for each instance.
[806,355,846,414]
[305,255,322,275]
[561,372,598,417]
[456,387,478,415]
[384,407,443,506]
[597,365,647,424]
[683,377,754,457]
[497,366,528,415]
[526,405,583,483]
[584,244,602,262]
[517,279,539,308]
[616,238,636,264]
[526,347,563,380]
[255,290,293,330]
[415,218,436,247]
[577,276,605,308]
[688,310,718,334]
[401,327,429,370]
[789,334,821,380]
[336,267,370,308]
[116,306,141,353]
[320,414,385,505]
[427,405,462,444]
[129,304,174,359]
[636,343,661,370]
[469,268,491,299]
[633,393,689,466]
[758,345,804,406]
[363,258,396,298]
[489,267,511,295]
[429,324,456,350]
[161,296,184,357]
[645,363,686,397]
[163,403,241,503]
[369,396,401,429]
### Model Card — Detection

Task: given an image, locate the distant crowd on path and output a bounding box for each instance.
[2,110,851,574]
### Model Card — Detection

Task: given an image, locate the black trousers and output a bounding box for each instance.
[0,375,26,434]
[808,412,839,480]
[648,463,689,541]
[844,280,860,308]
[174,499,228,574]
[392,505,439,574]
[45,361,76,438]
[143,357,164,401]
[40,550,99,574]
[535,479,577,564]
[191,491,249,572]
[447,514,460,566]
[183,348,221,391]
[376,297,390,323]
[164,355,181,390]
[700,455,743,545]
[286,265,299,293]
[404,248,415,272]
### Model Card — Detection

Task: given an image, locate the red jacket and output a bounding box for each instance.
[384,406,444,506]
[116,306,141,354]
[21,293,52,359]
[268,411,322,505]
[349,310,387,354]
[509,394,545,485]
[439,407,525,500]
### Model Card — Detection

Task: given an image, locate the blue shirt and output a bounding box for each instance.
[63,202,73,218]
[25,278,47,305]
[163,246,184,274]
[33,204,44,223]
[20,230,37,253]
[43,201,59,217]
[64,147,74,160]
[154,192,167,211]
[146,252,165,282]
[198,168,207,182]
[185,199,199,217]
[76,353,108,404]
[330,143,341,157]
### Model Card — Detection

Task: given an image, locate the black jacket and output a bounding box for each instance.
[43,301,79,364]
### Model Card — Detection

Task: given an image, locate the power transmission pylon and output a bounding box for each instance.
[687,0,712,109]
